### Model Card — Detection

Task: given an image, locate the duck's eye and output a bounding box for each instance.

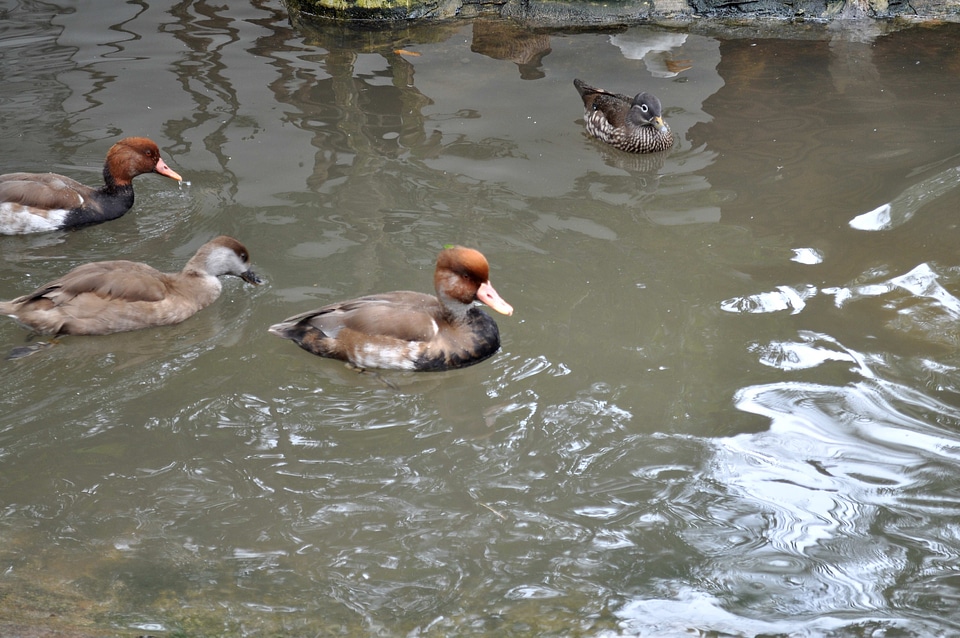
[640,104,649,113]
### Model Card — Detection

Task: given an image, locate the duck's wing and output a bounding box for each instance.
[17,261,168,306]
[0,173,90,210]
[573,79,633,126]
[587,91,634,127]
[281,292,441,342]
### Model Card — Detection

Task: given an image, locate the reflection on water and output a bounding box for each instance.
[3,2,960,635]
[850,163,960,231]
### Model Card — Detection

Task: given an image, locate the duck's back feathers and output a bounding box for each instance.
[0,173,89,210]
[309,292,441,341]
[14,261,169,307]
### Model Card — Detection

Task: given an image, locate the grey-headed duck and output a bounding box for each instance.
[0,236,260,337]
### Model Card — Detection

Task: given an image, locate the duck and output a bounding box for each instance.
[573,78,674,153]
[0,236,260,338]
[0,137,182,235]
[268,246,514,372]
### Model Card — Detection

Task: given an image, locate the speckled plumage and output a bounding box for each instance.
[574,78,674,154]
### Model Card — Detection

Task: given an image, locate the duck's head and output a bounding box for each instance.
[107,137,182,185]
[197,235,262,285]
[628,92,668,134]
[435,246,513,316]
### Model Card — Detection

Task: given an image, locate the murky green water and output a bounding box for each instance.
[3,2,960,636]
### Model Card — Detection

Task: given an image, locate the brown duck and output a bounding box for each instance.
[0,137,182,235]
[268,246,513,371]
[573,78,674,153]
[0,236,260,337]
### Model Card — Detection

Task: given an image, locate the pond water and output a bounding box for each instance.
[2,2,960,636]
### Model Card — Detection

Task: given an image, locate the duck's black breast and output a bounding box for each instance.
[62,184,135,228]
[413,307,502,371]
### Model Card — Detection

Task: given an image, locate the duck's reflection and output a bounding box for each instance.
[470,20,552,80]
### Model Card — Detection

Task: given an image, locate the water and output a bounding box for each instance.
[2,2,960,636]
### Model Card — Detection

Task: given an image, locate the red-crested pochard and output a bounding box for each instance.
[268,246,514,371]
[0,137,182,235]
[0,236,260,337]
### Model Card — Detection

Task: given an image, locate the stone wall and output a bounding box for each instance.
[285,0,960,25]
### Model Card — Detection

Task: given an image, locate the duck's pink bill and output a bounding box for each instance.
[477,281,513,316]
[155,157,182,181]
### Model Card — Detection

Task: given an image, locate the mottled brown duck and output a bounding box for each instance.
[574,78,673,153]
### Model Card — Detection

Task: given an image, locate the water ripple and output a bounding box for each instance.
[684,370,960,621]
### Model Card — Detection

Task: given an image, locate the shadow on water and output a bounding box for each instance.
[3,2,960,635]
